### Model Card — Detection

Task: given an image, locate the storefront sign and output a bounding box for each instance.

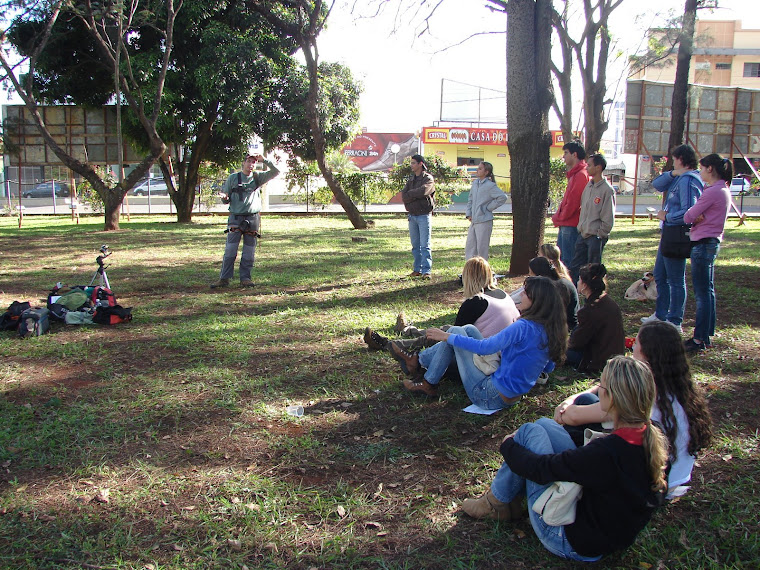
[423,127,507,146]
[423,127,573,147]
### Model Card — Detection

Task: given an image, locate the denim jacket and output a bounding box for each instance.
[652,170,703,226]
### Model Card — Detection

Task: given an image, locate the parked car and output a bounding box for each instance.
[22,180,70,198]
[729,176,751,196]
[131,179,169,196]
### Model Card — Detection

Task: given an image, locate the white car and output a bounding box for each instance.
[131,179,169,195]
[729,177,751,196]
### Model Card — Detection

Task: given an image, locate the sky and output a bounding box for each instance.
[2,0,757,137]
[317,0,760,133]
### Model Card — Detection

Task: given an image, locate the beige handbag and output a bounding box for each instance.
[531,428,608,525]
[473,351,501,375]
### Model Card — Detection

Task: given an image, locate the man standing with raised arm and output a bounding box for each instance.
[210,153,279,289]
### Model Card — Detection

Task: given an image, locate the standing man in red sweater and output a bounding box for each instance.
[551,141,590,266]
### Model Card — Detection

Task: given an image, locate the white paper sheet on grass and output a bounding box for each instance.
[462,404,500,415]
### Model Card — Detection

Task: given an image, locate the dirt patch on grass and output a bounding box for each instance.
[2,361,102,395]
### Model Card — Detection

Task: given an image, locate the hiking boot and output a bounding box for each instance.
[421,273,432,280]
[408,271,422,277]
[364,327,389,351]
[402,375,438,397]
[394,312,409,333]
[390,342,420,375]
[240,279,255,288]
[210,278,229,289]
[461,490,520,521]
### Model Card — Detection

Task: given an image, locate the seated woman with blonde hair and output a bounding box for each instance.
[539,243,571,281]
[461,356,669,561]
[364,257,518,360]
[556,321,713,494]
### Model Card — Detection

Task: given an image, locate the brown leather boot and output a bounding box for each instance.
[390,342,420,375]
[363,327,389,351]
[461,490,517,521]
[402,376,438,397]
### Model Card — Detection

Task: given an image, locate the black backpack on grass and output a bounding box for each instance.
[93,305,132,325]
[1,301,32,331]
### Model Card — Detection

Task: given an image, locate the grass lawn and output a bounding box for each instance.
[0,213,758,569]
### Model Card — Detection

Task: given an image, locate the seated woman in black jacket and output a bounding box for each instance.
[460,356,668,561]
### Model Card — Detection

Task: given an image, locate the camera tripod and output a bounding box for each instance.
[88,244,112,289]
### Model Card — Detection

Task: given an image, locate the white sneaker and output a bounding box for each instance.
[641,313,661,324]
[667,322,683,335]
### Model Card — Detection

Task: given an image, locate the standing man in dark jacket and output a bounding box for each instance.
[401,154,436,279]
[210,154,279,289]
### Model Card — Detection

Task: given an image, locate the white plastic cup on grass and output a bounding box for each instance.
[286,405,304,417]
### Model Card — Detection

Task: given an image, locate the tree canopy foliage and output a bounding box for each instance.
[1,0,179,230]
[247,0,370,229]
[6,0,363,224]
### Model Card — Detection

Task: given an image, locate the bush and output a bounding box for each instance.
[75,168,113,213]
[388,155,470,209]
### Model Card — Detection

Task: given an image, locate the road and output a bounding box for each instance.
[5,195,759,217]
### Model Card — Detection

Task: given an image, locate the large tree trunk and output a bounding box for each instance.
[103,191,123,230]
[506,0,554,276]
[300,40,368,229]
[665,0,698,170]
[164,113,217,223]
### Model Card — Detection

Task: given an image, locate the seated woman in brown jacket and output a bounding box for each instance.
[566,263,625,373]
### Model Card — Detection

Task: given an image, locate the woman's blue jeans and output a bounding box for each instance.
[653,242,687,326]
[418,325,509,410]
[490,418,601,562]
[690,238,720,343]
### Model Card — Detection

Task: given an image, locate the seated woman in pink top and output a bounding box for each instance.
[682,154,732,353]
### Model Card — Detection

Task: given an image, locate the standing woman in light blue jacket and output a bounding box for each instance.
[466,162,508,260]
[643,145,703,332]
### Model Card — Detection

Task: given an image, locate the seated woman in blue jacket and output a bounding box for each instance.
[394,276,566,408]
[461,356,668,561]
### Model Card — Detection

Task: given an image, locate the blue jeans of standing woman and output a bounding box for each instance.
[653,242,687,326]
[691,238,720,344]
[418,325,510,410]
[408,213,432,274]
[490,418,601,562]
